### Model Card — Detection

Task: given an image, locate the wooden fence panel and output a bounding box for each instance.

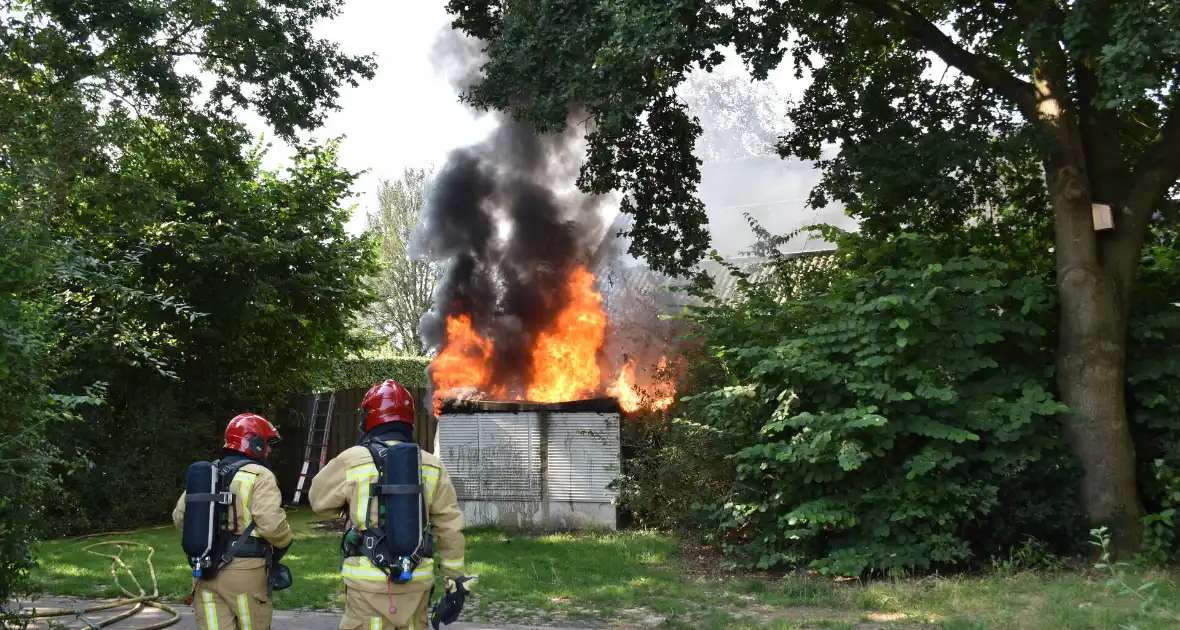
[276,386,436,504]
[271,393,312,505]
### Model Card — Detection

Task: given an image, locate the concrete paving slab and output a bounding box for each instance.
[12,597,595,630]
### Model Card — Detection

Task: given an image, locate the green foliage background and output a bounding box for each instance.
[1125,228,1180,562]
[696,230,1076,575]
[446,0,1180,573]
[311,357,432,392]
[617,220,1180,575]
[0,0,379,606]
[41,133,378,536]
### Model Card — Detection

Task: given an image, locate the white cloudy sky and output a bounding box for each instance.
[237,1,497,234]
[235,1,859,255]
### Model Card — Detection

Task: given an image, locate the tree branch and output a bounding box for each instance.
[1093,95,1180,314]
[1027,0,1127,205]
[1073,58,1128,204]
[166,47,239,67]
[1125,98,1180,220]
[850,0,1039,117]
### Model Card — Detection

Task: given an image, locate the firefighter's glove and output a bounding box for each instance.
[269,563,293,591]
[431,575,478,629]
[273,542,291,563]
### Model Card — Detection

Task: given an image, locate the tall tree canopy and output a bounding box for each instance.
[365,166,439,356]
[1,0,375,138]
[0,0,378,602]
[446,0,1180,555]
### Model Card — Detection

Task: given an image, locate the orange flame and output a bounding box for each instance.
[609,357,675,413]
[429,265,676,414]
[430,313,494,414]
[526,266,606,402]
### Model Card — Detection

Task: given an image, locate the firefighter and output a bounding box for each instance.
[308,379,469,630]
[173,413,293,630]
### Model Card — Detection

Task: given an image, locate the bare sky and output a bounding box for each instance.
[239,1,497,234]
[238,1,856,254]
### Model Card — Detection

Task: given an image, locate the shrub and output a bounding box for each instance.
[39,137,378,537]
[1126,226,1180,563]
[682,232,1073,577]
[0,226,95,615]
[46,379,224,536]
[615,412,733,533]
[0,238,57,617]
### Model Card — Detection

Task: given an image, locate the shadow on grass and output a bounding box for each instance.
[31,512,1180,630]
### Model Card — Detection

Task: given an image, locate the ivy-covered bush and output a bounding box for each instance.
[682,232,1073,577]
[311,356,431,391]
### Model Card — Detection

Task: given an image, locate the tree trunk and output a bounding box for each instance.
[1055,268,1142,556]
[1047,162,1143,558]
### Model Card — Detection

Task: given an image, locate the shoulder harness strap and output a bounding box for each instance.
[360,437,386,529]
[361,437,428,507]
[356,438,432,566]
[214,458,263,570]
[218,459,253,488]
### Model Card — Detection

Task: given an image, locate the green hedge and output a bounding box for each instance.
[310,356,431,391]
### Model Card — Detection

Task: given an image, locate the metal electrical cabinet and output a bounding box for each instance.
[436,399,621,529]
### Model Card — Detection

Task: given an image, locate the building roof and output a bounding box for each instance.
[440,397,622,415]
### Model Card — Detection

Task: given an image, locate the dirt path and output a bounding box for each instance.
[15,597,595,630]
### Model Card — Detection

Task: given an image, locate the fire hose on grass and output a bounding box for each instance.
[27,541,180,630]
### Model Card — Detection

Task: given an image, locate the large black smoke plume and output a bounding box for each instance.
[413,29,615,398]
[413,28,694,410]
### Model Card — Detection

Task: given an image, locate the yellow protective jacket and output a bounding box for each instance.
[308,439,465,594]
[172,460,293,571]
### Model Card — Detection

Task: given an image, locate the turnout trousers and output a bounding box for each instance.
[193,566,273,630]
[339,587,431,630]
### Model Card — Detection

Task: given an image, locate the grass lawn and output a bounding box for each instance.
[31,509,1180,629]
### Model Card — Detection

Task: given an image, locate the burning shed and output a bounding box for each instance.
[436,397,622,529]
[411,67,680,530]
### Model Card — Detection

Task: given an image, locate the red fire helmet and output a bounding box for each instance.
[360,379,416,432]
[223,413,281,458]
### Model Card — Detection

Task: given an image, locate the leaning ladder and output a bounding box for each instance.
[291,392,335,505]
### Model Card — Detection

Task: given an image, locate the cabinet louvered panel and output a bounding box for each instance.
[478,412,542,500]
[546,412,621,503]
[437,412,542,501]
[437,415,481,501]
